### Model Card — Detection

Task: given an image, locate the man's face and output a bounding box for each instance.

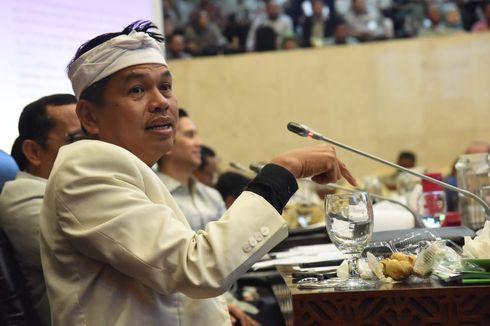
[170,35,185,53]
[313,1,324,17]
[38,103,81,178]
[167,116,202,170]
[353,0,366,13]
[267,3,280,21]
[195,155,219,187]
[86,64,178,166]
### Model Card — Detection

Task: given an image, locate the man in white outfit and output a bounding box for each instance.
[39,20,356,325]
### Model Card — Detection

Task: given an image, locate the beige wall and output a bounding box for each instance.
[169,33,490,180]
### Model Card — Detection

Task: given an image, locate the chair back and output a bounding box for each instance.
[0,229,42,325]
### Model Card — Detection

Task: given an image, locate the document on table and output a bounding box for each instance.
[252,243,345,270]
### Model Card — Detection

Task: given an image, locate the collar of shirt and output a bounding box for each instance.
[157,172,197,195]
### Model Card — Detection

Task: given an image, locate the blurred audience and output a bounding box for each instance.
[160,0,483,58]
[166,33,193,60]
[343,0,393,41]
[419,2,464,37]
[300,0,336,47]
[246,0,293,51]
[325,16,360,44]
[472,1,490,32]
[190,0,226,30]
[185,10,228,56]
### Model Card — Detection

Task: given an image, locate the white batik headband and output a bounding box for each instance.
[68,30,167,99]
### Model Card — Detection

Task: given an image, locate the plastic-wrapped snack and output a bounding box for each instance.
[389,230,438,255]
[412,240,465,277]
[380,252,416,280]
[413,241,444,276]
[366,252,394,283]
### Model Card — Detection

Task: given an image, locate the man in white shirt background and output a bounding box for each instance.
[0,93,83,325]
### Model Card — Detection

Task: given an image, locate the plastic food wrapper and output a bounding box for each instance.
[463,221,490,259]
[415,239,483,281]
[366,252,395,283]
[336,258,374,280]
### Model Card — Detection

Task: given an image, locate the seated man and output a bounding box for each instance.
[216,172,252,209]
[40,20,356,325]
[0,94,82,325]
[194,144,220,187]
[379,150,416,191]
[157,109,225,231]
[157,109,259,325]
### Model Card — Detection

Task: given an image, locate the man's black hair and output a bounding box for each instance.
[67,20,164,107]
[398,151,416,163]
[178,108,188,118]
[216,172,251,202]
[197,145,216,172]
[11,94,77,170]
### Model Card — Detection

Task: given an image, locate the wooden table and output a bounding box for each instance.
[277,267,490,326]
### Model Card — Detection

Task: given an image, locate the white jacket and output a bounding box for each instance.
[40,140,288,325]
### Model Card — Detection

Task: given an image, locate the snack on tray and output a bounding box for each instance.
[380,252,416,280]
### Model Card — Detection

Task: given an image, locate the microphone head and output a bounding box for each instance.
[229,162,248,172]
[249,162,265,174]
[287,122,309,137]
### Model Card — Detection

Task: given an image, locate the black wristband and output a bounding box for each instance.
[245,163,298,213]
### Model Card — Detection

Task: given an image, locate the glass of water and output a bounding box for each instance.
[325,192,374,290]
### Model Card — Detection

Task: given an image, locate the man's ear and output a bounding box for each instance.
[76,100,100,135]
[22,139,43,167]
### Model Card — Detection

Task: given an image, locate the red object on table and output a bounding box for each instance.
[442,211,461,227]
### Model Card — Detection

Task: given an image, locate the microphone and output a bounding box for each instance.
[249,162,266,174]
[229,162,250,173]
[287,121,490,219]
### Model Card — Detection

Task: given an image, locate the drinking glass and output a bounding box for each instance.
[325,192,374,290]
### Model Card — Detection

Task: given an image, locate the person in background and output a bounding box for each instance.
[325,16,359,45]
[157,109,260,325]
[40,20,356,325]
[216,172,252,209]
[166,32,193,60]
[0,94,83,326]
[189,0,226,30]
[0,150,18,191]
[157,109,225,231]
[185,10,228,56]
[246,0,293,51]
[281,31,299,49]
[194,144,220,187]
[300,0,336,47]
[379,150,416,191]
[418,2,464,37]
[343,0,393,41]
[472,1,490,32]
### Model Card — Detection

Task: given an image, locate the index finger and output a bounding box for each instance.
[339,161,357,186]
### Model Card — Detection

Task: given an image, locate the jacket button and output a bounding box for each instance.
[242,244,252,253]
[260,226,270,237]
